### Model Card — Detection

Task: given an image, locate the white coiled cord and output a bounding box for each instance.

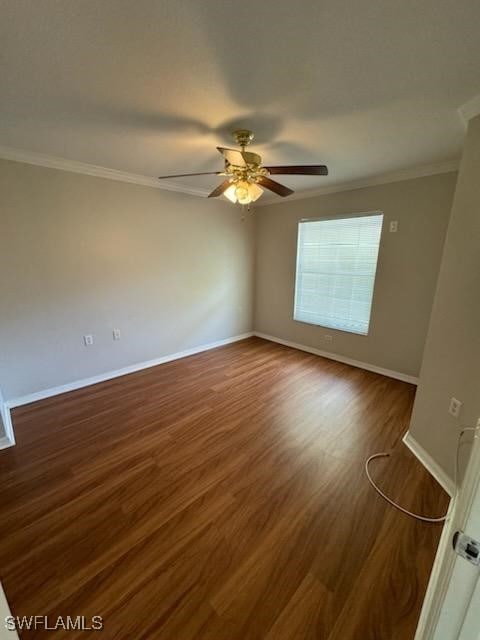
[365,426,479,523]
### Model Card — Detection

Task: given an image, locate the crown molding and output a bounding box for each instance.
[458,94,480,128]
[0,144,459,206]
[255,159,460,207]
[0,145,210,197]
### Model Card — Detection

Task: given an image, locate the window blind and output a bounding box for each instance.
[294,213,383,335]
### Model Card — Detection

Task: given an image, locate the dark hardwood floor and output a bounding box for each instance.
[0,337,448,639]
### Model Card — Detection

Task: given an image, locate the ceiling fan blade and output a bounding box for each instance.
[216,147,247,167]
[257,176,293,198]
[207,179,232,198]
[256,176,294,197]
[158,171,222,179]
[265,165,328,176]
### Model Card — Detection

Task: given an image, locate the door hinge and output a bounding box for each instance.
[453,531,480,567]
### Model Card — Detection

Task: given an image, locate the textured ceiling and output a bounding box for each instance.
[1,0,479,201]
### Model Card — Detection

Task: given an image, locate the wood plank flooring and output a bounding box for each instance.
[0,337,448,639]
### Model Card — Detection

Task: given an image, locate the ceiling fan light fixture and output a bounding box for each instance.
[229,180,264,205]
[248,182,263,202]
[235,180,251,205]
[223,183,238,203]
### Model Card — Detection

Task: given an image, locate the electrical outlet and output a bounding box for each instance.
[112,328,121,341]
[83,334,94,346]
[389,221,398,233]
[449,397,462,419]
[324,334,333,343]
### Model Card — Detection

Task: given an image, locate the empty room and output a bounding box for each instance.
[1,1,480,638]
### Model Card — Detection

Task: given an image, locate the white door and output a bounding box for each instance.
[416,429,480,640]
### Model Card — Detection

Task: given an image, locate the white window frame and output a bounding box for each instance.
[293,211,384,336]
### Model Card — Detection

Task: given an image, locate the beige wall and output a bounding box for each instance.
[0,159,254,401]
[254,173,457,378]
[409,115,480,481]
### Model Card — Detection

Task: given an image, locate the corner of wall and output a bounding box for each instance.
[407,114,480,485]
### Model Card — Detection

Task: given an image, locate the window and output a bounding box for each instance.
[294,213,383,335]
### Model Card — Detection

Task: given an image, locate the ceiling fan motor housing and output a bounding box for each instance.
[233,129,254,148]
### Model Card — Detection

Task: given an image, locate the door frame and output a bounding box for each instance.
[414,428,480,640]
[0,387,15,450]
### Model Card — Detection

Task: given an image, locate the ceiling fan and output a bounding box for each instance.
[158,129,328,205]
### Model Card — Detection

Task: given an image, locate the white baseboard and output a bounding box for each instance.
[253,332,419,385]
[403,430,455,497]
[6,332,254,410]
